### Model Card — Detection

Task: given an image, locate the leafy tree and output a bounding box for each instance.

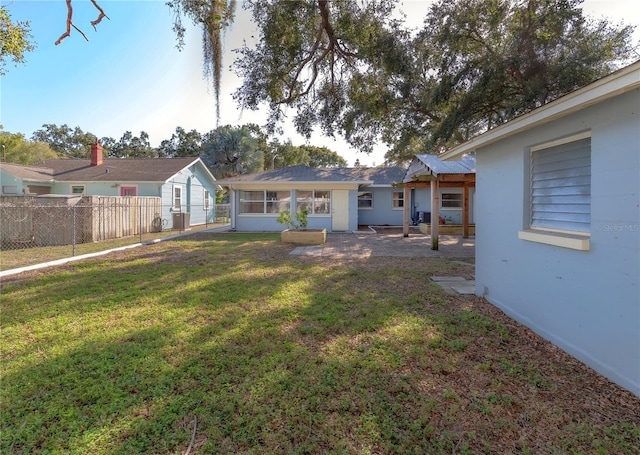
[0,131,58,164]
[383,0,638,160]
[31,124,97,158]
[109,131,155,158]
[201,125,263,178]
[267,139,347,168]
[157,127,203,158]
[232,0,636,164]
[298,144,347,167]
[98,136,117,158]
[0,6,35,75]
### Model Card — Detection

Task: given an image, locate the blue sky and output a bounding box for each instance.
[1,0,638,166]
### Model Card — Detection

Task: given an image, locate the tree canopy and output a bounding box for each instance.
[0,131,58,164]
[5,1,635,166]
[201,124,264,178]
[0,6,34,76]
[31,124,97,158]
[232,0,637,163]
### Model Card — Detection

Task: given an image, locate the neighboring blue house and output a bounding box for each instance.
[440,61,640,396]
[0,141,218,227]
[215,165,407,232]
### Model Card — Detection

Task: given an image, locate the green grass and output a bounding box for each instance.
[1,233,638,454]
[0,223,223,271]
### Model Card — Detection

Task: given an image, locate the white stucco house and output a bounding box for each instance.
[440,61,640,395]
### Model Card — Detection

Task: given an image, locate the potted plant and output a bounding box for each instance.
[277,208,326,245]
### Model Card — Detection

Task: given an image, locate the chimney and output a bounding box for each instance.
[91,139,103,166]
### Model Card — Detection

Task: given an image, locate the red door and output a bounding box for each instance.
[120,186,137,196]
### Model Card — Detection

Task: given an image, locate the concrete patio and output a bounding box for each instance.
[289,232,475,259]
[289,231,476,295]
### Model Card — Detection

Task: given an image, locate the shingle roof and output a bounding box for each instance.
[215,165,406,186]
[3,157,200,183]
[343,167,406,185]
[0,162,54,181]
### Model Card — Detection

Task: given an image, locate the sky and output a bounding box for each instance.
[1,0,639,167]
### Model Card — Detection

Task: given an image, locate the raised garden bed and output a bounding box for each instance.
[280,228,327,245]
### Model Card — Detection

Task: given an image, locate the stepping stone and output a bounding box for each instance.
[451,284,476,295]
[430,276,467,282]
[290,246,323,256]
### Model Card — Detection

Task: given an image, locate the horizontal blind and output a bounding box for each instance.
[531,138,591,232]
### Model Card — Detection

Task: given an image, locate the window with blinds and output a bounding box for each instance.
[530,134,591,233]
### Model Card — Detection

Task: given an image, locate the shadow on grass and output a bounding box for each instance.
[2,233,639,454]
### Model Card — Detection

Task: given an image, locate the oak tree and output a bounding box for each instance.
[232,0,636,164]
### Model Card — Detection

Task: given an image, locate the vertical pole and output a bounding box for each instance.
[72,205,77,256]
[139,203,143,244]
[463,184,469,239]
[431,179,439,250]
[403,184,410,237]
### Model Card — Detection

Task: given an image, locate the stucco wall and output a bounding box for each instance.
[475,89,640,395]
[231,187,356,232]
[0,169,24,195]
[357,187,405,226]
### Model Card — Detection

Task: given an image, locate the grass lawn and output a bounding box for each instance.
[0,223,225,272]
[1,232,638,454]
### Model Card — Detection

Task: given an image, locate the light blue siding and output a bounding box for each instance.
[0,168,24,194]
[357,187,404,225]
[232,188,357,232]
[160,162,217,227]
[475,90,640,396]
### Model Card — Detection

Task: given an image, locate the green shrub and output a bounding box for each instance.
[276,208,308,230]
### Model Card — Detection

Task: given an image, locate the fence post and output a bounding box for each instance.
[72,205,77,257]
[139,203,143,244]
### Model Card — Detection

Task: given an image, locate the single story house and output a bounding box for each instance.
[215,165,408,232]
[440,61,640,395]
[0,141,219,227]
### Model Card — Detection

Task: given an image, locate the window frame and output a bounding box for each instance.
[71,185,85,195]
[296,190,331,215]
[441,192,463,209]
[2,185,18,195]
[204,189,210,211]
[518,131,591,251]
[392,191,404,210]
[358,191,373,210]
[239,190,291,215]
[173,186,183,211]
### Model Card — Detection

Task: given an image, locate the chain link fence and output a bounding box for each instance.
[0,196,230,271]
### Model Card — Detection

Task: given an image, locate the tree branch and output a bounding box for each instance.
[90,0,110,30]
[279,0,358,104]
[55,0,109,46]
[55,0,74,46]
